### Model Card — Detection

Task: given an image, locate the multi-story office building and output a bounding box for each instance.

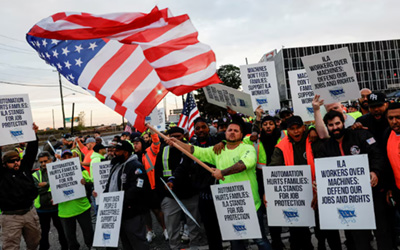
[270,39,400,102]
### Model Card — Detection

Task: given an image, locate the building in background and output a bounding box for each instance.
[269,39,400,104]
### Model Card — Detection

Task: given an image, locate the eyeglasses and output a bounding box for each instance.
[7,158,21,164]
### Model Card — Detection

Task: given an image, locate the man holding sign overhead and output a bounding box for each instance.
[0,123,41,250]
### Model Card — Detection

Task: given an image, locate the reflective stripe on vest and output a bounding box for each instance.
[144,152,155,173]
[71,148,83,162]
[252,141,265,169]
[162,146,172,177]
[32,171,51,209]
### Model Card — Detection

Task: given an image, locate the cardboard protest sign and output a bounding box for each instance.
[301,47,360,104]
[47,157,86,204]
[211,181,261,240]
[92,160,112,205]
[288,70,315,122]
[263,165,315,227]
[315,155,376,229]
[240,62,281,112]
[0,94,36,146]
[93,191,124,247]
[203,84,254,117]
[146,106,165,131]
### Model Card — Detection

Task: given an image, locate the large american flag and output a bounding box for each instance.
[26,7,220,131]
[178,92,199,138]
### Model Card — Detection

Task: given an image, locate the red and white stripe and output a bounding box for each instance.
[27,7,220,130]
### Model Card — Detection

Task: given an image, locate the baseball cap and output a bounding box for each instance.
[167,126,184,135]
[368,92,387,107]
[93,144,106,153]
[85,138,96,144]
[279,107,293,118]
[2,151,20,163]
[121,132,130,137]
[61,150,73,158]
[62,133,72,139]
[286,115,304,128]
[115,141,133,153]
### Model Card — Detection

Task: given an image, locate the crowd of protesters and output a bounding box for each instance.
[3,88,400,250]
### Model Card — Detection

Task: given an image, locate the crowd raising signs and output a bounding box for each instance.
[301,47,360,104]
[0,94,35,146]
[315,155,376,230]
[211,181,261,240]
[263,165,315,227]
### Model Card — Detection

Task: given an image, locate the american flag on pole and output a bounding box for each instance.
[26,7,221,131]
[178,92,200,138]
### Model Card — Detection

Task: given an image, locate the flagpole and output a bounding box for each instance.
[146,124,213,174]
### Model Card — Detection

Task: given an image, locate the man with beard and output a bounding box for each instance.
[154,127,203,250]
[101,140,151,249]
[168,121,272,250]
[359,88,372,115]
[354,92,389,146]
[269,116,330,250]
[250,107,285,250]
[321,110,392,250]
[0,123,41,250]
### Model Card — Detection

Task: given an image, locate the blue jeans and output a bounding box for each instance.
[230,208,272,250]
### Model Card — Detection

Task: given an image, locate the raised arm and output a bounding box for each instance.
[312,95,329,139]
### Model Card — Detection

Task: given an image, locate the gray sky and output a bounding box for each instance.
[1,0,399,129]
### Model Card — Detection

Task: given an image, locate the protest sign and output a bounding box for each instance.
[301,47,360,104]
[240,62,281,112]
[288,70,315,122]
[263,165,315,227]
[47,157,86,204]
[315,155,376,229]
[0,94,35,146]
[93,191,124,247]
[203,84,254,117]
[145,106,165,131]
[92,160,112,205]
[210,181,261,240]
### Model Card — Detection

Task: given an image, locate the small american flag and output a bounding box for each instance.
[26,7,220,131]
[178,92,199,138]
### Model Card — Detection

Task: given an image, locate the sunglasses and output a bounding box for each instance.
[7,158,21,164]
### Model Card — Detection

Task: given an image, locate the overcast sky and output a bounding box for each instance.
[1,0,399,129]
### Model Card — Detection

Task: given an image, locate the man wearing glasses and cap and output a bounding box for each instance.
[0,123,41,250]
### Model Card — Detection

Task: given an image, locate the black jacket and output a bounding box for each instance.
[0,138,38,211]
[155,143,198,200]
[104,154,151,219]
[178,135,220,194]
[356,113,389,147]
[321,129,384,187]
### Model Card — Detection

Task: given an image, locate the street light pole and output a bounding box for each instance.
[58,72,66,130]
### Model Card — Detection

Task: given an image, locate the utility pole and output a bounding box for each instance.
[58,72,66,130]
[52,109,55,129]
[71,103,75,135]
